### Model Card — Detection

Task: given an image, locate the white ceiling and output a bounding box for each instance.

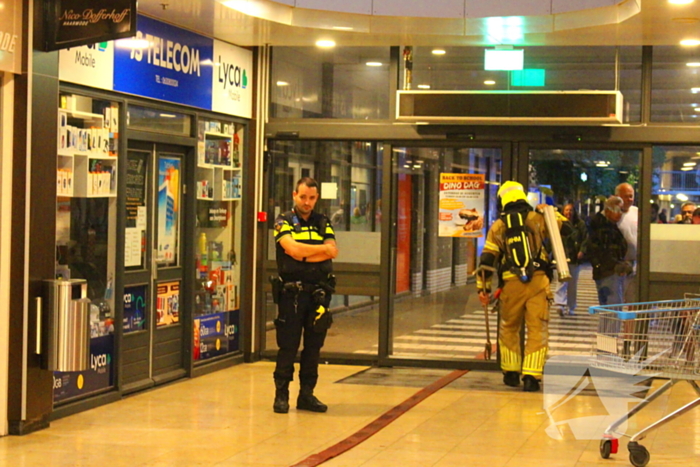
[137,0,700,47]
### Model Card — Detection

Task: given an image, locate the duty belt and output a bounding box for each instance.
[283,281,318,293]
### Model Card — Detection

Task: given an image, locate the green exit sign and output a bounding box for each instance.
[511,69,546,87]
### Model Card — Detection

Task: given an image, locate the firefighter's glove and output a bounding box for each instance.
[478,290,491,307]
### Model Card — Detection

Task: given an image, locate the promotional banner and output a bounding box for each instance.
[45,0,136,51]
[156,281,180,326]
[194,310,239,361]
[211,40,253,119]
[123,285,147,333]
[438,173,486,238]
[157,157,180,264]
[53,334,114,403]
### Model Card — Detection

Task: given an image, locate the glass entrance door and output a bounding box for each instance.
[122,141,187,393]
[527,146,642,358]
[387,145,504,363]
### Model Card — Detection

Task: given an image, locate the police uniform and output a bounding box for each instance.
[272,207,335,412]
[476,182,555,392]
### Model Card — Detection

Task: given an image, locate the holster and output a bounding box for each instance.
[269,276,283,304]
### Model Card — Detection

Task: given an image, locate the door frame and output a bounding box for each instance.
[121,136,195,393]
[377,141,513,370]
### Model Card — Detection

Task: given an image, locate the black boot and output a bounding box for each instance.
[273,379,290,414]
[503,371,520,387]
[523,375,540,392]
[297,385,327,413]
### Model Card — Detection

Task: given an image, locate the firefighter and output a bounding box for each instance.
[476,181,559,392]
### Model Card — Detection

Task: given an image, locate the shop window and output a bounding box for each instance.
[651,47,700,123]
[407,46,642,123]
[270,47,391,119]
[193,117,244,362]
[127,104,192,135]
[650,146,700,274]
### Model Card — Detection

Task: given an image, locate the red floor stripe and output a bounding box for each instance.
[289,368,470,467]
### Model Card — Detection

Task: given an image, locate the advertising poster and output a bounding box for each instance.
[156,281,179,326]
[157,157,180,264]
[53,334,114,403]
[194,310,239,361]
[123,285,147,333]
[438,173,486,238]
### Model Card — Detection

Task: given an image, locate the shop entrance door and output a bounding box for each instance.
[122,141,188,393]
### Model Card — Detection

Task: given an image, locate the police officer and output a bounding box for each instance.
[271,177,338,414]
[476,181,557,392]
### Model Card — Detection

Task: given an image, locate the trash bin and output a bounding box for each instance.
[43,279,90,372]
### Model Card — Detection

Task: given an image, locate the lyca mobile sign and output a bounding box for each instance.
[58,14,253,119]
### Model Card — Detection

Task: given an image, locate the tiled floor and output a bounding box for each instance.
[1,362,699,466]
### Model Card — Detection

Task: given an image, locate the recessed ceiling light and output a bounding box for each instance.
[332,26,354,31]
[276,81,289,86]
[316,40,336,48]
[695,107,700,111]
[681,39,700,46]
[417,84,431,89]
[669,0,694,5]
[484,80,496,85]
[687,62,700,66]
[366,62,383,67]
[432,49,446,55]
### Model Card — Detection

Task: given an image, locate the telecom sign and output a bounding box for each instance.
[58,14,253,119]
[113,15,213,110]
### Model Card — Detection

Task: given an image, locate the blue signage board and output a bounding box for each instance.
[123,284,147,333]
[53,334,114,403]
[113,15,213,109]
[194,310,239,361]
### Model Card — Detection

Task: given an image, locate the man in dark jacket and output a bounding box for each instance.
[583,196,628,305]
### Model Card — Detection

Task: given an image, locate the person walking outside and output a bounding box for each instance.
[476,181,560,392]
[583,196,628,306]
[554,203,588,316]
[270,177,338,414]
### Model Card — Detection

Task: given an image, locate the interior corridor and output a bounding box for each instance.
[1,361,697,466]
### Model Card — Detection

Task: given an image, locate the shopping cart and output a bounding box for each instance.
[589,297,700,467]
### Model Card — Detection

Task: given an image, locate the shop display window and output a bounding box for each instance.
[54,92,119,403]
[193,118,243,362]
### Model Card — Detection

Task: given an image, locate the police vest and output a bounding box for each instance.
[274,210,334,283]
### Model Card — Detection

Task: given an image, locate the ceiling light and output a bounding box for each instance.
[692,87,700,93]
[276,81,289,86]
[484,80,496,85]
[432,49,446,55]
[680,39,700,46]
[417,84,431,89]
[683,161,697,166]
[366,62,382,67]
[695,107,700,111]
[332,26,354,31]
[681,166,694,170]
[316,40,336,48]
[115,38,150,49]
[688,62,700,67]
[669,0,694,4]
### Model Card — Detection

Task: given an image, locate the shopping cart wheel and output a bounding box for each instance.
[600,439,612,459]
[628,441,650,467]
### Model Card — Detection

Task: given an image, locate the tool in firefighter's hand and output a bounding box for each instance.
[542,205,571,282]
[490,288,502,314]
[476,264,497,360]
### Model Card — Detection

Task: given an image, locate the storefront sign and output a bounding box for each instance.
[53,334,114,403]
[58,15,253,118]
[438,173,486,238]
[44,0,136,51]
[0,0,22,74]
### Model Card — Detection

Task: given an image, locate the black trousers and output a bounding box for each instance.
[273,290,327,387]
